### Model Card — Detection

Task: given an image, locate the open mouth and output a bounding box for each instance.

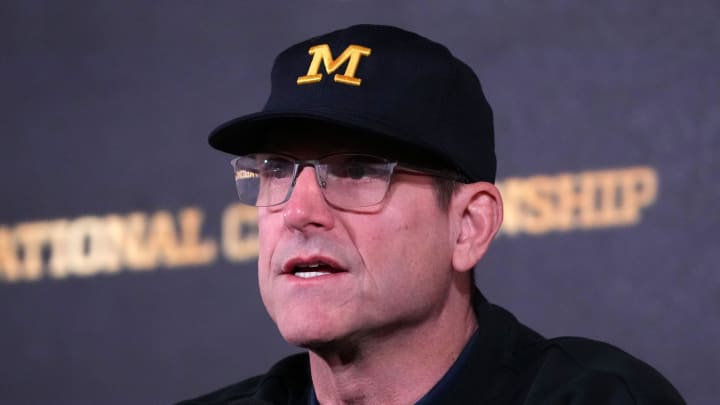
[286,260,345,279]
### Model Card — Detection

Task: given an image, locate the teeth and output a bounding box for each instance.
[296,262,324,269]
[294,271,331,279]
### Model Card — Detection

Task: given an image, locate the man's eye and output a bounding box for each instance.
[328,162,373,179]
[345,164,367,179]
[326,156,388,180]
[261,161,293,179]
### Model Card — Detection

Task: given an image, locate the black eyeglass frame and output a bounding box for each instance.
[230,152,468,209]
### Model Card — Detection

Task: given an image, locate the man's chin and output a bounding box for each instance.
[290,336,361,362]
[281,329,336,349]
[278,324,350,352]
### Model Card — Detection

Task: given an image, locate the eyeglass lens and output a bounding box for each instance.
[231,154,397,208]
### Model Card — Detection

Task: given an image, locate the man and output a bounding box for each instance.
[181,25,684,404]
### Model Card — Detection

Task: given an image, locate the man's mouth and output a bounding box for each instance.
[284,259,345,279]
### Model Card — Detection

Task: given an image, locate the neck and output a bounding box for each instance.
[308,284,477,405]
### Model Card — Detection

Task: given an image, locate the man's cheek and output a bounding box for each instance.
[256,218,276,271]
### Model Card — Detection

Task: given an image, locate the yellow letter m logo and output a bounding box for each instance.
[296,44,372,86]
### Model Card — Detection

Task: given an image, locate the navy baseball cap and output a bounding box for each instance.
[209,24,496,183]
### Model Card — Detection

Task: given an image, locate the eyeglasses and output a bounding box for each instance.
[230,153,464,209]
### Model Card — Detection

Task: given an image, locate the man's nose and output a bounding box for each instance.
[282,167,335,231]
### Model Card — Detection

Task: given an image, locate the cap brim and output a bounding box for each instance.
[209,107,405,156]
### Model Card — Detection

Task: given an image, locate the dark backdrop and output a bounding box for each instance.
[1,1,718,404]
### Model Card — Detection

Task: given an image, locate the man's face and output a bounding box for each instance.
[255,128,459,349]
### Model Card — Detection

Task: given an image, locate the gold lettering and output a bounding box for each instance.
[222,203,259,262]
[297,44,372,86]
[47,220,70,278]
[64,216,123,278]
[123,212,154,270]
[556,173,595,230]
[0,226,21,282]
[588,170,619,227]
[0,167,659,284]
[123,208,217,270]
[103,215,128,273]
[524,175,558,235]
[150,210,185,266]
[499,166,659,236]
[127,210,183,268]
[174,208,217,266]
[499,177,556,236]
[618,167,658,224]
[496,179,519,236]
[14,222,48,281]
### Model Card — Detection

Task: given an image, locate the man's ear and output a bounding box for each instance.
[451,183,503,272]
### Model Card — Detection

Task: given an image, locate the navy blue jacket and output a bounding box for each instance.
[178,290,685,404]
